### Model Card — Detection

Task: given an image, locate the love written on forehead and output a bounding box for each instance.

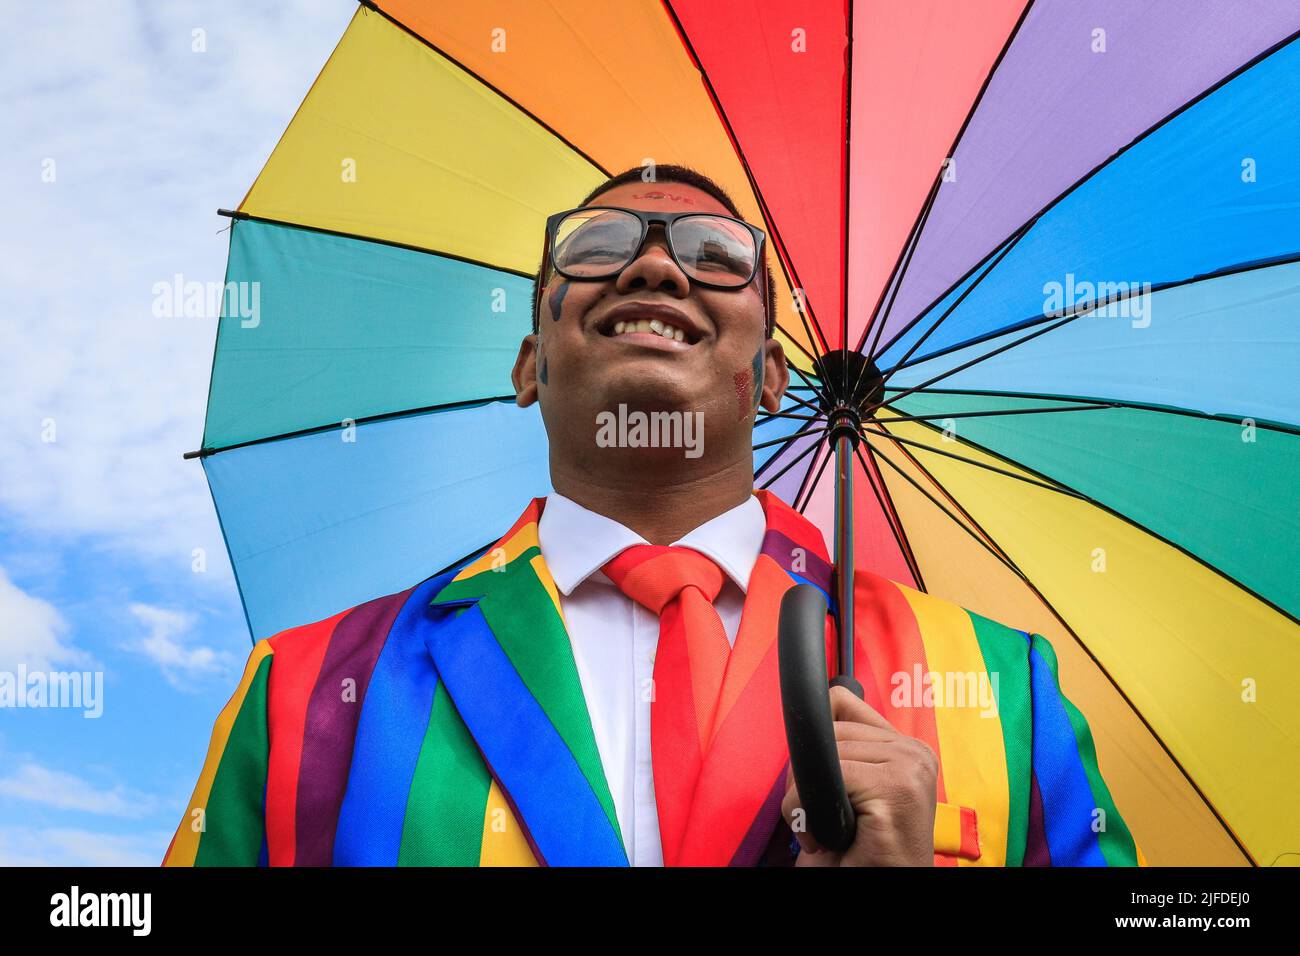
[629,191,699,204]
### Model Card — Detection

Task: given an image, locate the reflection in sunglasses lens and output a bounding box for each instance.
[554,210,755,287]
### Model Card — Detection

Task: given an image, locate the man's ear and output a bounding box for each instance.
[512,333,540,407]
[758,338,790,413]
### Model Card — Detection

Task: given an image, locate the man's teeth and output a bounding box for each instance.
[612,319,686,342]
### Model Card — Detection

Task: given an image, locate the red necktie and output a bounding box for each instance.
[602,544,731,866]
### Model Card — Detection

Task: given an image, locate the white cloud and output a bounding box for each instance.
[0,762,156,819]
[123,602,235,686]
[0,566,88,672]
[0,826,171,867]
[0,1,354,574]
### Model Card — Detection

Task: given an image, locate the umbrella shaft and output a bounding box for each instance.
[833,433,855,679]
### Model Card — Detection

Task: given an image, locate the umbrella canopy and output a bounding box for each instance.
[193,0,1300,867]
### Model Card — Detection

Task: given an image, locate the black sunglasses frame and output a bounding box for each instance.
[532,205,768,326]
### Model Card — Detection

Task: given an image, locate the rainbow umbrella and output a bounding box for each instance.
[189,0,1300,866]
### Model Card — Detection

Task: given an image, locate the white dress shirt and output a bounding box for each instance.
[536,491,766,866]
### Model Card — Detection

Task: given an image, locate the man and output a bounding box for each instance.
[165,165,1141,867]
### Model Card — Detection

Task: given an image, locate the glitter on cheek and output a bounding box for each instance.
[733,369,752,421]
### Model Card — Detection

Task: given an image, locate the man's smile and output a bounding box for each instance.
[592,300,707,352]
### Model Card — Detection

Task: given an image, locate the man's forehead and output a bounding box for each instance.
[584,182,733,217]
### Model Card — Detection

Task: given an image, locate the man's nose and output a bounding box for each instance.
[615,224,690,298]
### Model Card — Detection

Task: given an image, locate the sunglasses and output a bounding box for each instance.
[534,206,767,321]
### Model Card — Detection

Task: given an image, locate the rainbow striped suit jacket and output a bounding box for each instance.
[164,490,1142,867]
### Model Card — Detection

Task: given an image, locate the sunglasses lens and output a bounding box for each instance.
[553,209,642,277]
[671,215,757,287]
[551,209,759,286]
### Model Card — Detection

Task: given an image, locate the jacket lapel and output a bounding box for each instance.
[419,491,837,868]
[421,498,627,866]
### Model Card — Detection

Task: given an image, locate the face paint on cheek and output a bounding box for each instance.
[751,346,765,409]
[733,369,752,422]
[539,356,548,386]
[547,280,569,323]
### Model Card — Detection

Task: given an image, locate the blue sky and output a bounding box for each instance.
[0,0,356,865]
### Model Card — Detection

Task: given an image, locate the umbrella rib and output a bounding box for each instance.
[883,248,1300,380]
[753,427,827,452]
[215,208,536,279]
[197,224,239,457]
[868,26,1300,363]
[874,402,1114,425]
[660,0,830,359]
[856,0,1036,361]
[852,443,918,579]
[840,0,854,381]
[878,414,1300,627]
[858,443,926,590]
[752,416,823,481]
[786,358,831,408]
[208,470,260,648]
[861,423,1087,500]
[889,386,1300,438]
[779,390,827,416]
[874,220,1030,379]
[859,168,942,368]
[795,437,926,592]
[755,432,825,488]
[358,0,612,177]
[865,307,1083,417]
[769,317,821,369]
[754,411,821,478]
[861,441,1020,577]
[792,441,833,514]
[872,435,1259,866]
[756,410,824,423]
[185,394,517,459]
[785,368,826,401]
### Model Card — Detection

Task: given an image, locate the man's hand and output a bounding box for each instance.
[781,685,938,866]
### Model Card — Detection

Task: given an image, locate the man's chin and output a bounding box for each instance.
[590,385,700,417]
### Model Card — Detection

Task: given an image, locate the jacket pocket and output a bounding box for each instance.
[933,802,981,860]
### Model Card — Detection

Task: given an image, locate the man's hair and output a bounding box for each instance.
[532,164,777,337]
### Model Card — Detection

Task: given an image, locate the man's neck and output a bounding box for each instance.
[549,456,756,545]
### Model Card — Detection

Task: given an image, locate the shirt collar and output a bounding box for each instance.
[537,492,766,596]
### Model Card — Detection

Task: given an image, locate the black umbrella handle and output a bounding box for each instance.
[778,583,861,855]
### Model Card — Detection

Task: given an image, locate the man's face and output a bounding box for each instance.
[513,181,788,465]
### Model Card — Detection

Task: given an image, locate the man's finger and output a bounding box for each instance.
[832,719,897,744]
[828,683,894,730]
[836,739,895,765]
